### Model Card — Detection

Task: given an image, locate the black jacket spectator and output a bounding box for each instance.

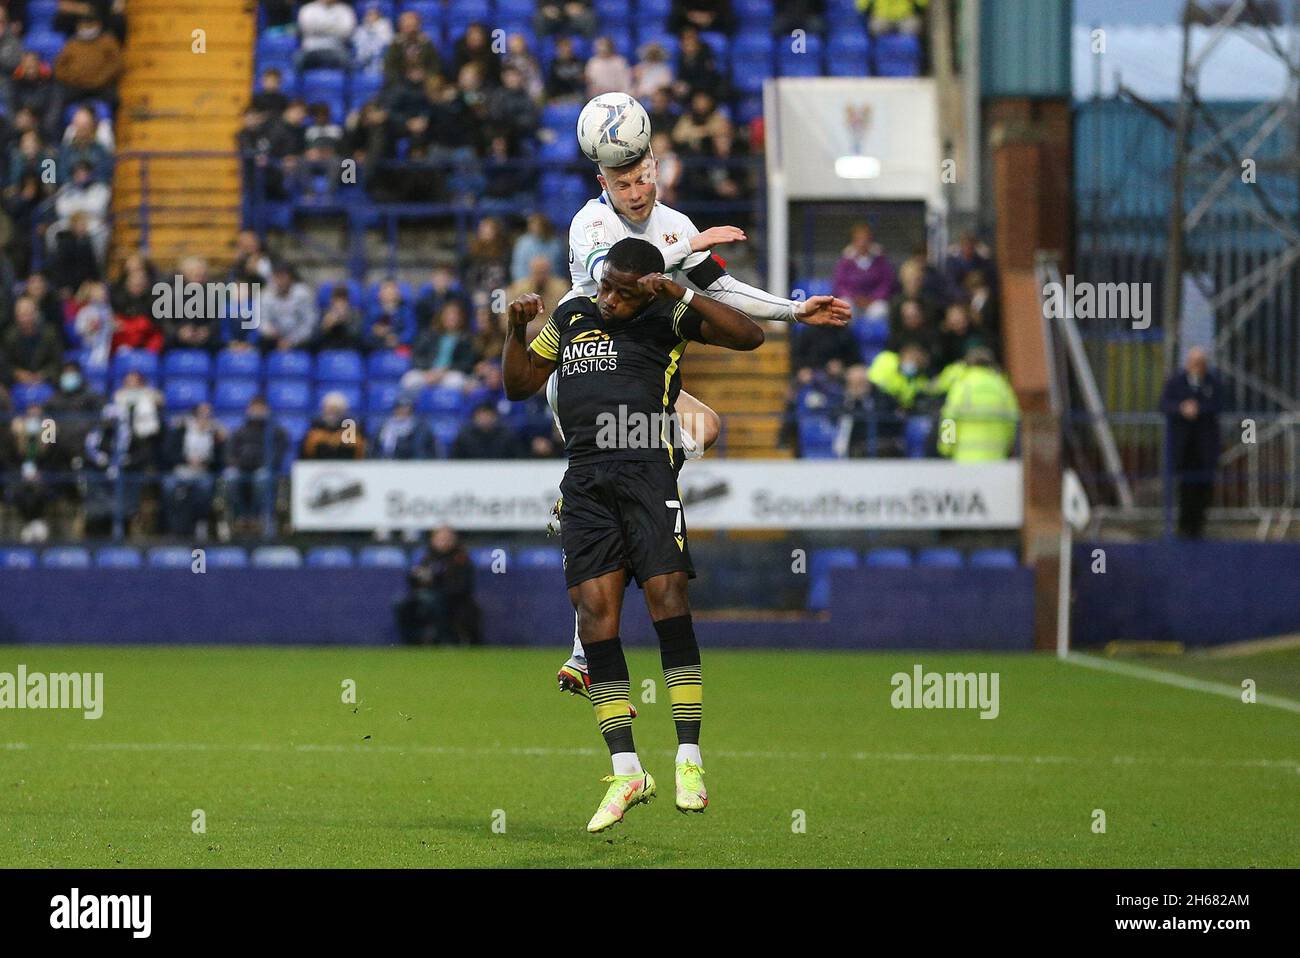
[1160,350,1223,538]
[395,527,481,644]
[452,405,523,459]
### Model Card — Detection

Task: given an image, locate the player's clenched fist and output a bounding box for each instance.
[508,293,544,328]
[637,273,686,300]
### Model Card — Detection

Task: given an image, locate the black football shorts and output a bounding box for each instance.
[559,459,695,590]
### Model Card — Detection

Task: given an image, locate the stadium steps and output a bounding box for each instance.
[109,0,255,272]
[680,331,792,458]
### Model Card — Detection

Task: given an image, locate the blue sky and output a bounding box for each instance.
[1074,0,1185,25]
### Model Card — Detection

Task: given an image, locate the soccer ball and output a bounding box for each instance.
[576,93,652,168]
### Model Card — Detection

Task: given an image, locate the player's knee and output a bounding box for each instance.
[645,576,690,620]
[577,595,619,640]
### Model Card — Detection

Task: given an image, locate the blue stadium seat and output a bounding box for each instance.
[469,546,506,570]
[216,348,262,380]
[147,546,195,569]
[266,350,313,379]
[206,547,250,569]
[778,34,823,76]
[256,34,297,61]
[349,73,384,111]
[10,382,53,409]
[853,317,889,349]
[443,0,490,23]
[735,95,765,125]
[515,547,564,570]
[359,546,409,569]
[163,349,212,378]
[113,349,160,382]
[808,548,859,611]
[639,0,672,17]
[498,0,535,17]
[917,547,964,568]
[402,1,442,26]
[317,279,364,311]
[215,378,261,411]
[95,547,143,569]
[731,34,774,94]
[797,414,840,459]
[539,133,580,161]
[874,33,922,77]
[316,350,365,382]
[365,280,413,311]
[368,351,411,379]
[300,70,347,122]
[865,548,912,568]
[264,378,311,413]
[736,0,775,19]
[276,414,311,455]
[904,416,932,458]
[41,547,91,569]
[430,415,463,454]
[970,548,1019,569]
[314,383,364,414]
[698,30,731,71]
[827,33,871,76]
[306,546,355,568]
[368,381,401,414]
[27,0,59,29]
[165,377,209,410]
[418,387,467,415]
[252,546,303,568]
[541,102,583,133]
[0,548,37,569]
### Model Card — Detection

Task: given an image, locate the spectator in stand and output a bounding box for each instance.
[111,368,165,467]
[44,359,103,470]
[230,230,273,284]
[72,279,113,366]
[11,57,56,141]
[303,102,345,190]
[51,15,123,127]
[1,296,62,386]
[452,402,524,459]
[352,2,394,77]
[472,307,507,364]
[403,300,477,392]
[836,362,902,457]
[858,0,928,36]
[375,396,434,460]
[53,1,128,42]
[503,33,545,102]
[46,208,100,294]
[81,400,145,534]
[671,0,736,34]
[366,279,415,345]
[297,0,357,71]
[645,86,678,137]
[312,286,365,353]
[867,339,931,411]
[888,257,941,333]
[772,0,827,36]
[161,400,226,537]
[534,0,597,39]
[221,395,288,535]
[160,257,219,352]
[649,132,682,206]
[937,347,1019,463]
[673,27,725,100]
[109,272,164,355]
[510,213,565,283]
[237,103,298,200]
[4,131,58,261]
[383,10,441,88]
[452,22,501,88]
[414,264,468,331]
[585,35,632,98]
[633,42,675,101]
[507,254,569,314]
[251,68,289,117]
[482,134,532,203]
[546,36,587,101]
[59,106,110,182]
[23,273,66,341]
[963,268,999,339]
[395,525,481,645]
[1160,346,1222,539]
[834,222,897,323]
[258,263,318,352]
[487,67,539,145]
[463,216,510,293]
[792,319,861,386]
[5,400,56,542]
[886,297,938,357]
[0,8,25,107]
[944,232,995,296]
[680,124,745,206]
[933,299,995,377]
[52,160,110,262]
[672,90,730,155]
[301,390,366,460]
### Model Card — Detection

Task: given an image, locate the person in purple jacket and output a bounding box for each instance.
[832,222,898,323]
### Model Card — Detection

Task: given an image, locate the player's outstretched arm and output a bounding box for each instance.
[502,293,557,400]
[639,274,764,352]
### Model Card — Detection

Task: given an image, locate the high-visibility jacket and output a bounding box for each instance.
[857,0,929,21]
[937,365,1019,462]
[867,350,929,409]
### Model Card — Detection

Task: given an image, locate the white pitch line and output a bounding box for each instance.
[2,741,1295,772]
[1062,651,1300,715]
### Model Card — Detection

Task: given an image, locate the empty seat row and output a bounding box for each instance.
[807,547,1019,610]
[0,544,568,571]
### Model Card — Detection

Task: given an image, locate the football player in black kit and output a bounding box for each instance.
[503,237,764,832]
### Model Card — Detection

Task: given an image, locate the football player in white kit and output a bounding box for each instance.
[527,141,851,701]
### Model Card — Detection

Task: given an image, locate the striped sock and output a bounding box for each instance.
[655,615,702,747]
[585,636,636,758]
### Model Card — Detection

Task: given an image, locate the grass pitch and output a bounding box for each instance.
[2,645,1297,868]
